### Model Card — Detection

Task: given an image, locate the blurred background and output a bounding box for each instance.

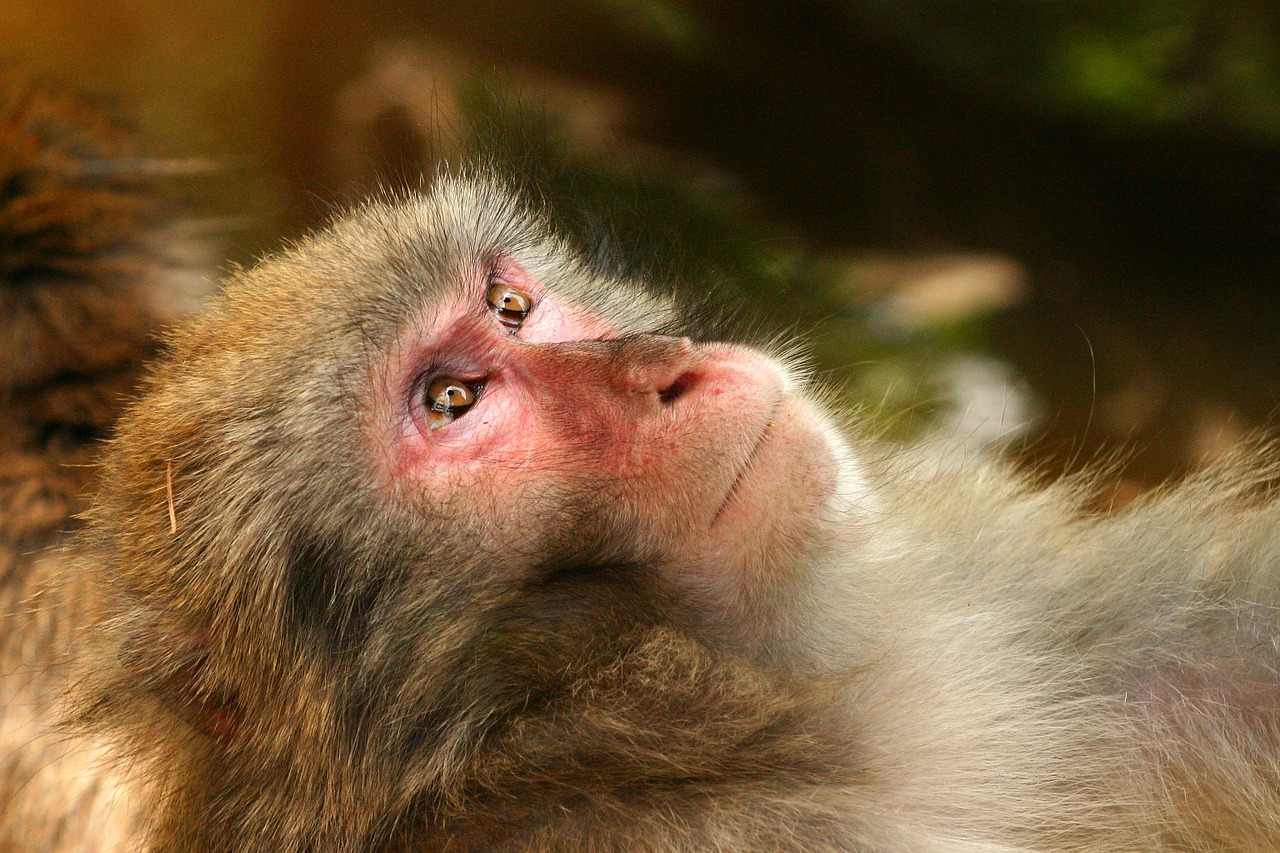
[5,0,1279,499]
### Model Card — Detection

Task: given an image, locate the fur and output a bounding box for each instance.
[0,72,202,852]
[63,174,1280,851]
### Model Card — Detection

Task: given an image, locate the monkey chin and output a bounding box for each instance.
[684,374,862,616]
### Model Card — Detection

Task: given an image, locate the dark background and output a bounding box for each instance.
[7,0,1279,496]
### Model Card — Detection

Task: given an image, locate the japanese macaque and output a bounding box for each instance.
[6,89,1280,852]
[62,173,1280,853]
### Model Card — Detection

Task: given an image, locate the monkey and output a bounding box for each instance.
[0,74,1265,851]
[0,73,207,850]
[34,159,1277,853]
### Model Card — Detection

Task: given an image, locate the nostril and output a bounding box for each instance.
[658,371,696,404]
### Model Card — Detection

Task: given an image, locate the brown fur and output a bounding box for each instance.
[0,73,202,851]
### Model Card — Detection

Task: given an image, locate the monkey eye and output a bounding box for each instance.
[486,281,533,332]
[423,375,482,429]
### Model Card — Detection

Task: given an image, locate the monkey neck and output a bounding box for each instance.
[424,626,856,844]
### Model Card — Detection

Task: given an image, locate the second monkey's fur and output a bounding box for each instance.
[0,73,204,851]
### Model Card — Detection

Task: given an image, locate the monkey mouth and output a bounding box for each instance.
[709,409,777,530]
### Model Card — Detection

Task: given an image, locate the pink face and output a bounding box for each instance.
[372,255,839,608]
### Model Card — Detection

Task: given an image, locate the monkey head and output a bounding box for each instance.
[83,174,866,844]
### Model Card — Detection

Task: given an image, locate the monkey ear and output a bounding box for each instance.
[118,624,243,742]
[153,660,243,742]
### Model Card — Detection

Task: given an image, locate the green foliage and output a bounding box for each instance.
[593,0,710,57]
[851,0,1280,138]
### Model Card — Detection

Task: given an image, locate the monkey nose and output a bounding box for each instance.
[609,335,700,402]
[658,370,694,404]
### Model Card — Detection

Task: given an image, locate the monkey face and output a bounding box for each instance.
[372,248,843,613]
